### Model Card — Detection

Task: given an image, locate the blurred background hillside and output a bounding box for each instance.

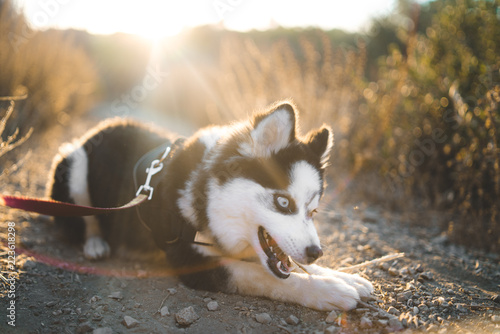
[0,0,499,252]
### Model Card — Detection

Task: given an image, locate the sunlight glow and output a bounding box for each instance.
[11,0,429,38]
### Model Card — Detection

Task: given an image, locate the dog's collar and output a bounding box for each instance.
[133,138,213,247]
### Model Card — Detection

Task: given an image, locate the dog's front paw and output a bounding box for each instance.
[84,236,110,260]
[300,275,361,311]
[332,271,374,298]
[304,265,374,299]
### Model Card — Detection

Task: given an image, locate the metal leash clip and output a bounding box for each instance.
[136,146,171,200]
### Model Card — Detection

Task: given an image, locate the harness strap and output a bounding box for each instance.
[132,138,213,246]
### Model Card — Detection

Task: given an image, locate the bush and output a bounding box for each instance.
[375,0,500,251]
[208,0,499,252]
[0,0,97,137]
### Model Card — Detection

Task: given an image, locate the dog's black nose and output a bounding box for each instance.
[306,245,323,262]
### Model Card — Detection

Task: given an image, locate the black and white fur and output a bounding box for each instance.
[47,101,373,311]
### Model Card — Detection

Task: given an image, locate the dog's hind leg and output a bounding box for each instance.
[66,146,110,260]
[82,216,110,260]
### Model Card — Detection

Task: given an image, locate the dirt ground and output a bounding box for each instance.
[1,114,499,334]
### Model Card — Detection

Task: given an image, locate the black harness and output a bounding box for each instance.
[133,138,212,247]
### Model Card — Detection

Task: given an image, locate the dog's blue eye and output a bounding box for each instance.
[273,194,296,214]
[277,196,289,208]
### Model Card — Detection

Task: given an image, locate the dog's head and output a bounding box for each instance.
[205,101,333,279]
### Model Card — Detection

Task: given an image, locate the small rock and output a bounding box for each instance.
[362,210,379,223]
[492,315,500,323]
[418,303,429,313]
[406,282,416,290]
[388,267,400,276]
[255,313,272,324]
[355,308,370,313]
[207,301,219,311]
[89,296,101,304]
[23,260,37,269]
[76,322,93,334]
[286,315,299,325]
[93,328,113,334]
[377,319,388,326]
[122,315,139,329]
[388,317,404,331]
[175,306,199,326]
[160,306,170,316]
[492,295,500,304]
[203,297,212,303]
[412,306,419,314]
[380,262,390,271]
[46,301,57,308]
[167,288,177,295]
[324,325,340,334]
[456,303,467,313]
[435,296,446,305]
[53,310,62,316]
[387,306,400,316]
[325,310,338,323]
[108,292,123,300]
[397,291,413,302]
[419,271,434,280]
[360,316,372,328]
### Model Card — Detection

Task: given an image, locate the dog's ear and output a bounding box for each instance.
[244,102,297,157]
[305,126,333,167]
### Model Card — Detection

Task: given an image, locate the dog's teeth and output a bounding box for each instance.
[277,261,289,274]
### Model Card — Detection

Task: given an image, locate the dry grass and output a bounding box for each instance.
[0,97,31,297]
[0,1,97,136]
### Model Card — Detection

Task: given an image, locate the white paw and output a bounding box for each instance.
[297,275,360,311]
[331,271,374,298]
[83,236,110,260]
[303,265,374,299]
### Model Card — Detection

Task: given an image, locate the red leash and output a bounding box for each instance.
[0,194,148,217]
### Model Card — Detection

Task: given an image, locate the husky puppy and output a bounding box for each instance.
[47,101,373,311]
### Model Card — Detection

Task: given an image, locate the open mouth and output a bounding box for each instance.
[258,226,294,279]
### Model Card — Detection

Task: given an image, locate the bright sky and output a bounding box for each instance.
[13,0,420,39]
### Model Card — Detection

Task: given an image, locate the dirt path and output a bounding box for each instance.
[1,116,499,334]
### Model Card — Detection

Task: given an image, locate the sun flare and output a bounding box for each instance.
[86,3,187,40]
